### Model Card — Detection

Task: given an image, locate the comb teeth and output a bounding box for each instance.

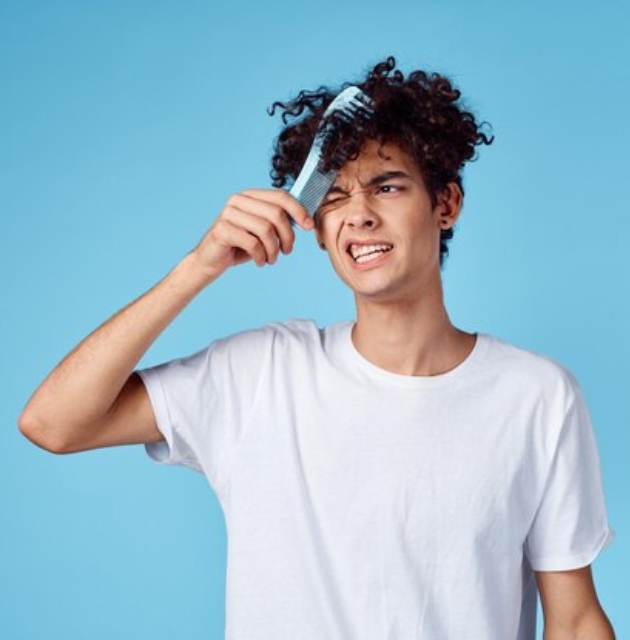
[294,168,337,217]
[323,86,373,115]
[289,86,374,220]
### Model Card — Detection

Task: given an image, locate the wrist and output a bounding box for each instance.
[175,251,223,292]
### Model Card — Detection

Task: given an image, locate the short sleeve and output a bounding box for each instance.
[137,327,273,495]
[525,383,614,571]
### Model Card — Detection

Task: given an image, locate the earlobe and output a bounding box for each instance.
[436,182,463,230]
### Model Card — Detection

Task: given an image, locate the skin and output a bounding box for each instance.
[315,141,613,638]
[19,139,614,638]
[18,188,313,453]
[536,567,615,639]
[314,139,475,377]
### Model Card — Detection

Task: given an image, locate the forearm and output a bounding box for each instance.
[20,187,311,453]
[19,251,217,449]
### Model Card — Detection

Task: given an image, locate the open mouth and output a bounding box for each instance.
[347,243,393,264]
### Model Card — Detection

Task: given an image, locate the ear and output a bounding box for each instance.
[435,182,463,230]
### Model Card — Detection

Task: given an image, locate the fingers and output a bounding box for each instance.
[210,218,269,267]
[226,194,293,258]
[201,189,314,272]
[240,189,314,232]
[222,190,312,266]
[221,209,284,265]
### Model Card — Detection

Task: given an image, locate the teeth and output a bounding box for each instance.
[356,252,387,264]
[349,244,393,260]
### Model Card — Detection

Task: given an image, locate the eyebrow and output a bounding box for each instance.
[326,170,412,196]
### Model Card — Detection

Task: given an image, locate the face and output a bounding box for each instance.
[314,140,462,306]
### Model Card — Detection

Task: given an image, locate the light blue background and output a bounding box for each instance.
[1,0,628,637]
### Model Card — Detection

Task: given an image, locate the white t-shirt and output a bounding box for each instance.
[139,320,614,640]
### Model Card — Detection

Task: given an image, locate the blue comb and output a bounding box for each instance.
[289,86,373,219]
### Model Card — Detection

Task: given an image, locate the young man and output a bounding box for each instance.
[19,58,615,639]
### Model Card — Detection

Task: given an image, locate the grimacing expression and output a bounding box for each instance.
[314,140,462,304]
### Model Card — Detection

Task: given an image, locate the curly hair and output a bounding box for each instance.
[268,56,494,266]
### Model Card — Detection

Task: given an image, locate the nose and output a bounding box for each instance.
[344,191,380,229]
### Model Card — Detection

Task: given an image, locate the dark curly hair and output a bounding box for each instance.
[268,56,494,266]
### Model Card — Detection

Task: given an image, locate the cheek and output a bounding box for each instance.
[315,214,341,247]
[407,219,442,264]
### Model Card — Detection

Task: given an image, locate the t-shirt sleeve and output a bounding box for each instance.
[524,381,615,571]
[137,328,272,495]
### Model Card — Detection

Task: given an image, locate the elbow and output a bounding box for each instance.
[18,406,69,455]
[578,605,616,640]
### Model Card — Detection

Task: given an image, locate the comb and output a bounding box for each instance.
[289,86,373,219]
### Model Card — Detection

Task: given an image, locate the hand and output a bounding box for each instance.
[192,189,314,278]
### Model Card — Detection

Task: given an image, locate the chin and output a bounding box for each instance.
[350,283,406,304]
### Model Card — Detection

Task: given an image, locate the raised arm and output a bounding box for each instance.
[18,189,313,454]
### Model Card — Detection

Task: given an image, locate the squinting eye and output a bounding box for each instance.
[320,196,348,210]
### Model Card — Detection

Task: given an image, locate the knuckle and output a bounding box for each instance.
[244,235,259,251]
[221,204,237,219]
[260,221,276,240]
[211,220,228,240]
[271,205,286,222]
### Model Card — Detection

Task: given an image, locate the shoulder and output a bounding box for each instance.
[201,319,349,383]
[481,334,582,408]
[163,319,340,368]
[209,318,329,357]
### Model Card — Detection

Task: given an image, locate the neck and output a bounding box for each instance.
[352,279,476,377]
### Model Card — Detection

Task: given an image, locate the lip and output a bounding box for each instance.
[343,238,394,254]
[349,249,392,271]
[343,239,394,271]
